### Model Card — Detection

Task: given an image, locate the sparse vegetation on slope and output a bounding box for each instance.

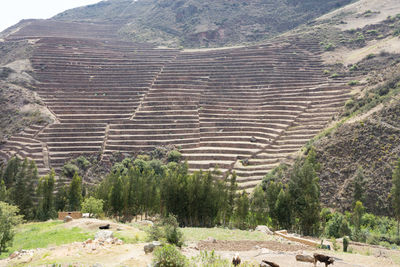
[53,0,354,47]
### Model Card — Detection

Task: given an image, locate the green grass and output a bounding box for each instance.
[181,227,271,242]
[1,221,93,259]
[114,229,147,244]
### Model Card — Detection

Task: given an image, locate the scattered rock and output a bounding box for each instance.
[138,220,154,227]
[63,215,73,223]
[9,251,19,259]
[144,243,155,254]
[205,237,217,243]
[144,241,162,254]
[258,248,271,255]
[296,254,314,263]
[250,136,257,142]
[95,230,113,241]
[255,225,273,235]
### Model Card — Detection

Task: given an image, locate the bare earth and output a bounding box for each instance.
[1,219,400,267]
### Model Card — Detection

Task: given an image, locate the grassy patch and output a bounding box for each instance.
[0,221,93,259]
[114,229,147,244]
[181,227,271,242]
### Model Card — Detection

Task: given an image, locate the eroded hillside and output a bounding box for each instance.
[53,0,354,47]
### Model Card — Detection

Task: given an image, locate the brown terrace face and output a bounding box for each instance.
[0,20,350,188]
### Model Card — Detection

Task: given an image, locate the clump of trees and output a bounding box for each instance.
[2,149,400,251]
[0,202,23,254]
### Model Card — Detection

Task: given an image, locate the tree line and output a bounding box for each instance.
[1,147,400,241]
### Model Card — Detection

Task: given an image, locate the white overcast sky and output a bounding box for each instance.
[0,0,102,32]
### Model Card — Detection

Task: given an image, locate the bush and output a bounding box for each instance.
[81,197,104,218]
[167,150,182,163]
[76,156,91,170]
[343,237,349,252]
[348,80,359,86]
[331,237,339,251]
[191,250,231,267]
[153,244,187,267]
[147,215,184,247]
[0,202,23,254]
[62,163,79,178]
[325,212,351,238]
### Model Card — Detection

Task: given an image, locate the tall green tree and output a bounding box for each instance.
[391,158,400,236]
[353,201,365,233]
[68,172,83,211]
[110,176,124,217]
[234,191,250,229]
[353,166,366,207]
[37,170,56,221]
[0,180,7,202]
[0,201,23,254]
[249,186,268,226]
[274,187,292,230]
[2,156,20,188]
[289,148,321,236]
[55,176,68,212]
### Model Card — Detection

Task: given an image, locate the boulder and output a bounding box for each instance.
[95,230,113,241]
[9,251,19,259]
[144,241,162,254]
[144,243,155,254]
[255,225,273,235]
[63,215,73,223]
[205,237,217,243]
[295,254,314,263]
[138,220,154,227]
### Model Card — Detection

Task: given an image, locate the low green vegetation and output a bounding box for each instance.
[342,74,400,117]
[181,227,270,242]
[0,221,92,259]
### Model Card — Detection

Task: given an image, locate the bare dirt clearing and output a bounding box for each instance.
[1,218,400,267]
[319,0,400,31]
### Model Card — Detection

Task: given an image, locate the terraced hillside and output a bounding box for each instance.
[0,19,350,188]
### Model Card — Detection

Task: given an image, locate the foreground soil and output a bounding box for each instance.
[1,219,400,267]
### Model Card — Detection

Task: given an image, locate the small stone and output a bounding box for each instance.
[206,237,217,243]
[64,215,73,223]
[95,230,113,241]
[144,243,155,254]
[9,251,19,259]
[255,225,273,235]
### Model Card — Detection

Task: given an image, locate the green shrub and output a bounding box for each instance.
[0,202,23,254]
[191,250,231,267]
[62,163,79,178]
[331,237,339,251]
[365,53,375,60]
[81,197,104,218]
[153,244,187,267]
[147,215,184,247]
[324,43,335,51]
[348,80,359,86]
[76,156,90,170]
[343,236,349,252]
[167,150,182,163]
[344,99,354,109]
[349,64,359,71]
[325,212,351,238]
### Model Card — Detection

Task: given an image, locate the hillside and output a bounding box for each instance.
[53,0,354,47]
[269,0,400,214]
[0,3,354,188]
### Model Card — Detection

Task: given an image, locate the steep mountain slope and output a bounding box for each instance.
[269,0,400,213]
[53,0,354,47]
